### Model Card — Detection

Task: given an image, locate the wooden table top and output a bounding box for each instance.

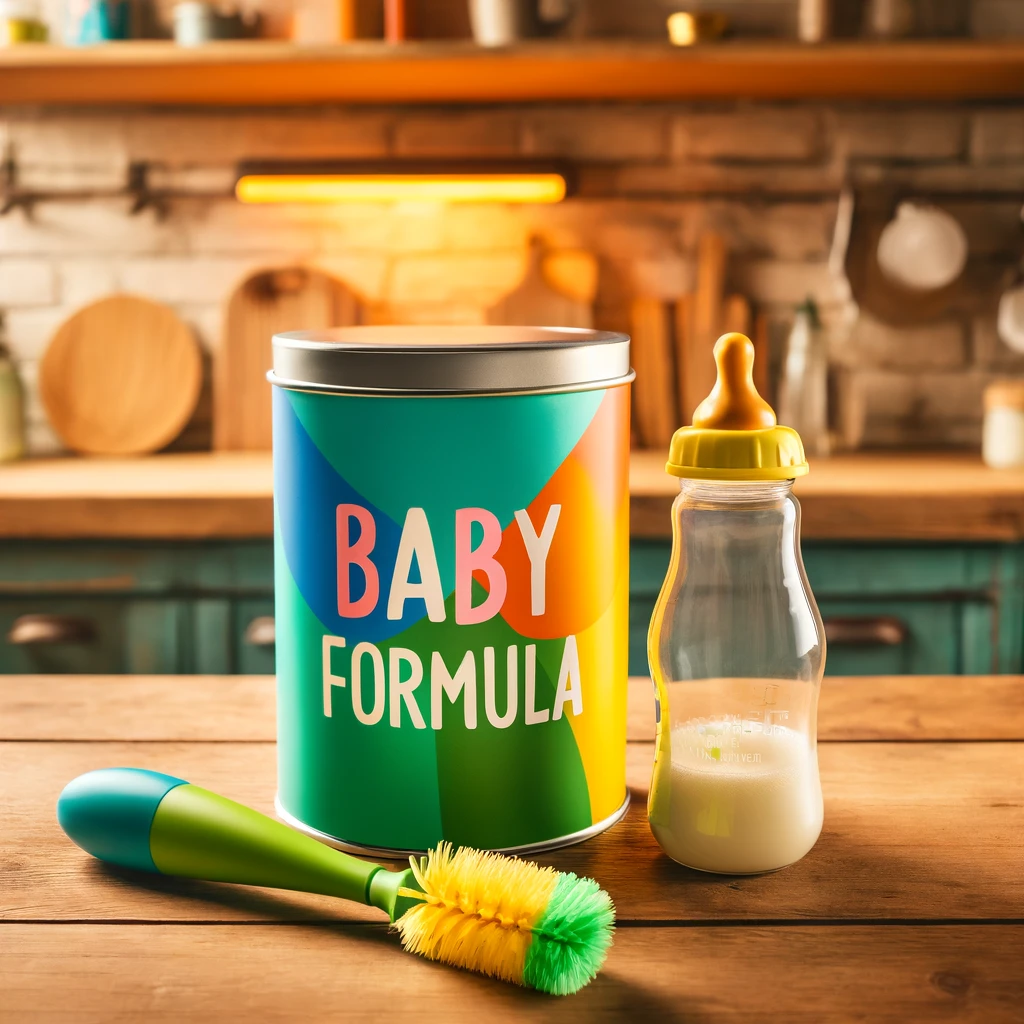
[2,674,1023,1022]
[3,450,1024,541]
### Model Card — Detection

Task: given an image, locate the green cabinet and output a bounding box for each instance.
[0,538,1021,677]
[0,542,275,676]
[629,540,1024,677]
[0,597,182,674]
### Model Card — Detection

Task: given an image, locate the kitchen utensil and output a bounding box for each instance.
[470,0,573,45]
[215,267,362,452]
[632,297,677,448]
[648,333,823,874]
[39,295,201,456]
[293,0,370,42]
[0,314,24,461]
[541,248,599,308]
[722,293,750,335]
[680,231,727,424]
[916,0,967,36]
[67,0,129,41]
[798,0,829,42]
[172,2,214,43]
[777,298,830,458]
[864,0,914,37]
[384,0,411,40]
[997,279,1024,353]
[828,187,855,307]
[271,325,632,853]
[57,767,614,995]
[672,294,691,429]
[486,239,594,328]
[470,0,536,45]
[752,309,772,405]
[876,202,968,292]
[844,190,962,327]
[0,0,46,42]
[666,11,729,46]
[172,1,249,43]
[983,381,1024,469]
[720,293,769,405]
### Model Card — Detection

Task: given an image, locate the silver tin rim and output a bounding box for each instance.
[274,791,630,861]
[271,325,632,396]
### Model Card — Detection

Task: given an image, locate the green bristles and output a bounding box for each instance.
[522,869,616,996]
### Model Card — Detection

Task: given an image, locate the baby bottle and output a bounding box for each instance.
[647,332,824,874]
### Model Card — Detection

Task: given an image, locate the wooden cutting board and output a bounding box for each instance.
[679,231,727,424]
[39,295,202,456]
[674,291,761,434]
[214,267,363,452]
[487,240,595,328]
[631,297,678,449]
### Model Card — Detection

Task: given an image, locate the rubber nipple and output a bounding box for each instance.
[692,333,776,430]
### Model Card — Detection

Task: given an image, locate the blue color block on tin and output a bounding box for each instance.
[57,768,187,872]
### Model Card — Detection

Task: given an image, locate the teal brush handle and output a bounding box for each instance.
[57,768,418,922]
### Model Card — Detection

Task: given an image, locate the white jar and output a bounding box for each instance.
[983,382,1024,470]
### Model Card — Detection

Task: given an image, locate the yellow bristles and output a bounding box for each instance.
[396,842,560,988]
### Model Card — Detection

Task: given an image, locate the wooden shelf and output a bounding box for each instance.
[0,40,1022,106]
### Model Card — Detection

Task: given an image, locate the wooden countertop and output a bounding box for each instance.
[635,449,1024,541]
[2,450,1024,541]
[0,452,275,540]
[2,673,1022,1021]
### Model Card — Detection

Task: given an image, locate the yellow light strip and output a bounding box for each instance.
[235,173,567,205]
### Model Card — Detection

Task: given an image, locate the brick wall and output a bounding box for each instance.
[0,100,1021,452]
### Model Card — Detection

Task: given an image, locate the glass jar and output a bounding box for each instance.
[647,331,825,874]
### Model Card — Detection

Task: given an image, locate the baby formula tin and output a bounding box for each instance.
[271,326,633,856]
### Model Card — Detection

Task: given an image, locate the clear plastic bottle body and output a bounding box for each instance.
[647,479,825,874]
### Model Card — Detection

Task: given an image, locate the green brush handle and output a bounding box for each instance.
[57,768,418,922]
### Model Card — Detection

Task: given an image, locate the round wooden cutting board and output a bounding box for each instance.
[40,295,202,456]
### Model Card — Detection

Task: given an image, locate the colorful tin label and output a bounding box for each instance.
[273,383,630,852]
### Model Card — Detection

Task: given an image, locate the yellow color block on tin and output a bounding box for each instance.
[564,496,630,826]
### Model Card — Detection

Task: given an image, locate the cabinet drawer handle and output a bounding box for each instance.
[244,616,276,647]
[8,614,97,645]
[823,616,908,647]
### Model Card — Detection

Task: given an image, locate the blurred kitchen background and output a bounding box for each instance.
[1,0,1023,678]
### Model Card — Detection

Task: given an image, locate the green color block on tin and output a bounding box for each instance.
[274,523,444,850]
[403,581,592,850]
[286,389,604,594]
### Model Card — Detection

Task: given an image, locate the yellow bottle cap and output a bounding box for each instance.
[666,332,809,481]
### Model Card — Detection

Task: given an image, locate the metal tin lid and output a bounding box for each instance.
[270,325,632,396]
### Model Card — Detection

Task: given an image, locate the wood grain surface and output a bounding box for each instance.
[4,675,1023,744]
[681,233,727,426]
[630,450,1024,540]
[3,924,1021,1023]
[3,672,1022,1020]
[39,296,202,456]
[630,298,677,448]
[0,452,274,538]
[6,738,1022,923]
